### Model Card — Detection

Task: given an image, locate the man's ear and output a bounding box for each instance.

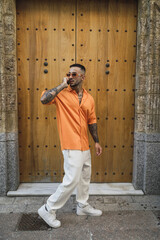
[82,75,85,81]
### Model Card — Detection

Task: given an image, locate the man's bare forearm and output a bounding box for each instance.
[88,123,99,143]
[41,83,66,104]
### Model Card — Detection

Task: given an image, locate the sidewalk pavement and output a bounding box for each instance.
[0,195,160,240]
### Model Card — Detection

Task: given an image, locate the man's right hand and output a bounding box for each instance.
[62,77,69,88]
[41,77,69,104]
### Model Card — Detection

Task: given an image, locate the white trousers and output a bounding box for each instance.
[46,149,91,211]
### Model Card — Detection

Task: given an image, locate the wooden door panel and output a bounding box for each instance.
[77,0,137,182]
[17,0,76,182]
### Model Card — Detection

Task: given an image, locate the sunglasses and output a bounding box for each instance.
[66,72,81,77]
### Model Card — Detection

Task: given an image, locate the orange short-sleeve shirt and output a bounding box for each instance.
[41,85,97,151]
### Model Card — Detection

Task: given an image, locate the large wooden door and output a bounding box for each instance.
[17,0,137,183]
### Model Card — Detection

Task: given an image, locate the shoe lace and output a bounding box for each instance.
[87,204,95,210]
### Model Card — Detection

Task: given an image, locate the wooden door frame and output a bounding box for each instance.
[1,0,160,195]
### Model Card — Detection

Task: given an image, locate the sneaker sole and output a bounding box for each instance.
[76,211,102,216]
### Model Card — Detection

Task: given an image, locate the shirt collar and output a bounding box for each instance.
[67,85,87,94]
[67,85,73,91]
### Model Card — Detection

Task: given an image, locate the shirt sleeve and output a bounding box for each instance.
[40,90,56,105]
[88,97,97,125]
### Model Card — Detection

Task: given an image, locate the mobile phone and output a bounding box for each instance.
[67,79,70,84]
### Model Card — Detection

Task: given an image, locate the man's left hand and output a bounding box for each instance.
[95,142,102,156]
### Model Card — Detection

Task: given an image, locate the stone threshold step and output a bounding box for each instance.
[7,183,144,196]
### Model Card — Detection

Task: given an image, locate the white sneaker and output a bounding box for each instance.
[38,204,61,228]
[77,204,102,216]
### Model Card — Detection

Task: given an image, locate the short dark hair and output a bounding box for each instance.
[70,63,86,73]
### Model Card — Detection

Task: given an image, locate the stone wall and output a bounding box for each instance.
[133,0,160,194]
[0,0,19,195]
[0,0,160,195]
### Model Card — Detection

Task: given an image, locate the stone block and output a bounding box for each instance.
[0,141,7,195]
[0,132,6,141]
[5,111,18,132]
[151,2,160,27]
[7,138,19,191]
[149,32,160,52]
[135,113,146,132]
[1,92,17,111]
[133,136,145,189]
[148,53,160,76]
[136,35,149,64]
[136,94,146,114]
[137,15,150,37]
[4,55,16,74]
[4,0,16,15]
[0,94,1,112]
[133,135,160,195]
[4,15,15,35]
[146,94,160,115]
[145,114,160,132]
[0,74,17,93]
[0,34,3,48]
[136,56,149,76]
[148,75,160,94]
[0,112,6,132]
[0,22,3,34]
[135,75,147,93]
[144,142,160,194]
[134,131,145,141]
[0,3,3,22]
[138,0,150,22]
[134,132,160,143]
[4,35,16,54]
[145,133,160,142]
[0,133,19,195]
[6,132,18,141]
[0,52,4,74]
[0,73,4,91]
[0,0,3,12]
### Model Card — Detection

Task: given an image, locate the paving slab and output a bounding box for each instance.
[131,195,160,203]
[0,195,160,239]
[0,204,27,213]
[13,197,44,205]
[0,197,15,205]
[115,196,134,203]
[0,211,160,240]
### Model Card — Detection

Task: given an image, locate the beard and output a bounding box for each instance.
[70,81,79,87]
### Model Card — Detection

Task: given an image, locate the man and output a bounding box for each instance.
[38,64,102,228]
